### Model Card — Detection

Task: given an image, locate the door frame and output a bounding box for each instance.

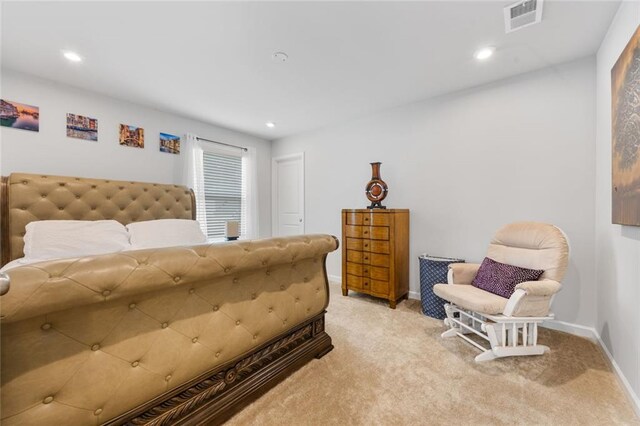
[272,152,305,237]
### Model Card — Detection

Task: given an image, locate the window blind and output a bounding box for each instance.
[202,151,243,239]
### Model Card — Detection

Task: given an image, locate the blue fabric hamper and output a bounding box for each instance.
[419,255,465,319]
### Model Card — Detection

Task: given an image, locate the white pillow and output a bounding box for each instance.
[126,219,207,250]
[24,220,131,261]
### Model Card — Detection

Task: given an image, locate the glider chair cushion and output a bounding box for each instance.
[486,222,568,283]
[446,263,480,285]
[433,284,507,315]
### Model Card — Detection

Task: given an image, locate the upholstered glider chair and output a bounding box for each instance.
[433,222,569,362]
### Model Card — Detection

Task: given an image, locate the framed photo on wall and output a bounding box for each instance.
[67,113,98,141]
[119,124,144,148]
[159,132,180,154]
[0,99,39,132]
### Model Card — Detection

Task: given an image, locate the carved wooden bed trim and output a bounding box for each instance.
[106,311,332,426]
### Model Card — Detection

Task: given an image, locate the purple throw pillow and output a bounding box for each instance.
[472,257,544,299]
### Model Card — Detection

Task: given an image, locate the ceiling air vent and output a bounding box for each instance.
[504,0,543,33]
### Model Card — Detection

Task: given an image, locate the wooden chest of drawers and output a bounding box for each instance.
[341,209,409,308]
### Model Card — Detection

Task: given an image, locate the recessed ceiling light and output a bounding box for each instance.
[265,122,276,128]
[474,47,495,61]
[62,50,83,63]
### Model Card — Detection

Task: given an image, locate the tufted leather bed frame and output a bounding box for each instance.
[0,173,338,425]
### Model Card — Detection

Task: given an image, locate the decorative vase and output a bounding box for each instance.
[365,162,388,209]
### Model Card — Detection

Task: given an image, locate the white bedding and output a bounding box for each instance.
[24,220,131,260]
[1,219,208,274]
[0,258,39,273]
[126,219,206,250]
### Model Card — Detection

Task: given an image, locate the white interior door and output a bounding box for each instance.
[272,153,304,236]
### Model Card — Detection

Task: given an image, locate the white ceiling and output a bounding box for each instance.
[1,1,619,140]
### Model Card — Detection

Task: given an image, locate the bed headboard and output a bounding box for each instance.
[0,173,196,265]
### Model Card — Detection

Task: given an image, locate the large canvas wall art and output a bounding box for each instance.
[612,25,640,226]
[0,99,39,132]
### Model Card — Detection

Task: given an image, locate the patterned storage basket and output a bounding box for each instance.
[419,254,465,319]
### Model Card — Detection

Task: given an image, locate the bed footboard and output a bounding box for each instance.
[0,235,338,425]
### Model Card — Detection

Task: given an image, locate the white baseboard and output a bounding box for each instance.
[541,319,598,341]
[408,290,420,300]
[541,320,640,418]
[595,332,640,418]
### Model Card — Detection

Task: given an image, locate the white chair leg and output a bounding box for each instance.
[441,328,458,338]
[442,304,459,338]
[478,321,550,361]
[491,344,549,358]
[439,304,553,362]
[485,323,501,348]
[475,350,498,362]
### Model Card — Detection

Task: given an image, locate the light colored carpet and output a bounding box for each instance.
[227,284,639,425]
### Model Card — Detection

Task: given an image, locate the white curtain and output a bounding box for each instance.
[182,133,208,235]
[241,147,259,239]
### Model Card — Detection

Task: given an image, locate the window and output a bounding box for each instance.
[202,150,244,239]
[191,136,256,241]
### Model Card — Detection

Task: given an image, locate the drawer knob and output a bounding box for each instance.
[364,256,369,260]
[364,244,368,248]
[364,281,369,286]
[364,231,368,235]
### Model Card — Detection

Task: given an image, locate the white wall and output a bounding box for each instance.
[273,57,597,327]
[595,1,640,405]
[0,69,272,237]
